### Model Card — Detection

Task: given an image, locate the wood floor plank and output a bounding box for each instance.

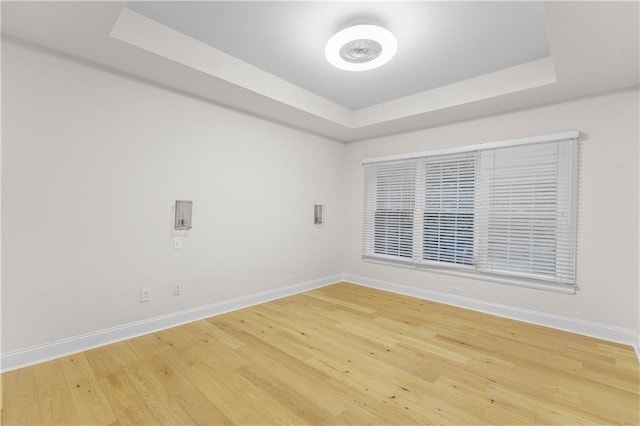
[485,381,610,425]
[432,375,536,424]
[234,363,336,424]
[194,320,246,350]
[1,368,42,425]
[97,372,161,425]
[124,332,176,361]
[121,362,196,425]
[167,340,308,424]
[84,341,139,378]
[59,354,118,425]
[138,354,196,397]
[2,282,638,425]
[33,359,80,425]
[172,386,234,426]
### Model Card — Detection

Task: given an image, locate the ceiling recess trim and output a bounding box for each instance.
[111,7,557,131]
[110,7,353,127]
[354,57,557,127]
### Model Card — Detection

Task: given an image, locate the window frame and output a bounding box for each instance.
[362,131,579,295]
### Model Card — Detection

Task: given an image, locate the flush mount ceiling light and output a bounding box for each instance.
[325,24,397,72]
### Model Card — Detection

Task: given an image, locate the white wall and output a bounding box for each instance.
[1,40,345,352]
[3,38,639,357]
[342,88,639,331]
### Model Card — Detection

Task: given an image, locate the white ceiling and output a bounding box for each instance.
[1,1,638,142]
[126,1,550,110]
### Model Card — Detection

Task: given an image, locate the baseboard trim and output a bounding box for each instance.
[0,274,343,373]
[3,273,638,371]
[343,273,640,362]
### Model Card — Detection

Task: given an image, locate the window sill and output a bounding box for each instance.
[362,256,577,295]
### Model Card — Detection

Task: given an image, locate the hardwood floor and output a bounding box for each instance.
[2,282,638,425]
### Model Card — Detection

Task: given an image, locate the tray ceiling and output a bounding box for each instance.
[2,1,638,142]
[127,1,550,110]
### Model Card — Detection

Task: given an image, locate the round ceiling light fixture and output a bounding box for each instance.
[325,24,397,71]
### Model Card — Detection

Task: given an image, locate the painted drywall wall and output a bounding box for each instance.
[1,40,345,352]
[341,88,640,331]
[3,37,639,357]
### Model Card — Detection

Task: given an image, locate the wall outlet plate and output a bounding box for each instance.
[140,288,151,303]
[173,284,183,296]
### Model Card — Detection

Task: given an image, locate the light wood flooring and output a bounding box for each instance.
[2,282,639,425]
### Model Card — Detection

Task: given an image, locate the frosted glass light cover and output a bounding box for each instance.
[175,200,193,230]
[325,25,397,71]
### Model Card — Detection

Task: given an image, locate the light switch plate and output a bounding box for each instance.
[172,237,183,250]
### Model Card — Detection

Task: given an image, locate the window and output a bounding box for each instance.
[370,160,415,259]
[423,152,476,266]
[363,131,579,294]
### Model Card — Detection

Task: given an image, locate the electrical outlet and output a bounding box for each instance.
[140,288,151,303]
[449,285,460,294]
[173,284,183,296]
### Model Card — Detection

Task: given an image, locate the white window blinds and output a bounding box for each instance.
[421,152,477,267]
[362,131,579,293]
[475,140,577,284]
[363,159,415,260]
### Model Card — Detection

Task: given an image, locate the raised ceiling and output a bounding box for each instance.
[126,1,550,110]
[1,1,638,142]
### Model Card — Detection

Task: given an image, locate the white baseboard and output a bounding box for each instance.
[3,273,638,371]
[343,273,640,363]
[0,274,343,373]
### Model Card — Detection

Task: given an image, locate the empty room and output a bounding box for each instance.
[1,1,639,425]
